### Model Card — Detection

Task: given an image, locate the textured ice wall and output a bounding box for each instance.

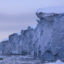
[0,10,64,62]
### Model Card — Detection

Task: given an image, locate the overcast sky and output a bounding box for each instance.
[0,0,64,41]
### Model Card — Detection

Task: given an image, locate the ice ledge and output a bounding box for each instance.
[36,9,64,19]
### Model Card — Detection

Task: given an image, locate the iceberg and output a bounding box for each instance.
[0,9,64,62]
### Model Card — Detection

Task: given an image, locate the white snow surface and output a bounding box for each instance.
[37,7,64,14]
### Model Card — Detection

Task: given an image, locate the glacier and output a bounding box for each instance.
[0,10,64,63]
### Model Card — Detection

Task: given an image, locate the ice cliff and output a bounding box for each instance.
[0,10,64,62]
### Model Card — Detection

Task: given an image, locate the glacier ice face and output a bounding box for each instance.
[9,33,20,54]
[1,40,11,55]
[19,27,35,55]
[0,10,64,62]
